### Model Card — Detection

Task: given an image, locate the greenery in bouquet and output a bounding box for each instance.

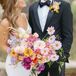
[7,26,64,75]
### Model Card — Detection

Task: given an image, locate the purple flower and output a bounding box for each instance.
[37,64,45,73]
[23,57,32,64]
[23,63,31,69]
[11,57,17,64]
[22,57,32,69]
[7,47,11,53]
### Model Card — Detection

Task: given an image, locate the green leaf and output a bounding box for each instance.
[47,61,53,68]
[58,62,64,73]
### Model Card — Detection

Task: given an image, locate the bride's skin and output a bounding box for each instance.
[0,0,28,51]
[0,19,10,50]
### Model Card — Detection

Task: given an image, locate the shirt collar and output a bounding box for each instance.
[41,0,52,3]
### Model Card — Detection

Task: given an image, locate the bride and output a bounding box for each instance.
[0,0,32,76]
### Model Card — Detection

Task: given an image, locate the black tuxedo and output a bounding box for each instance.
[29,0,73,76]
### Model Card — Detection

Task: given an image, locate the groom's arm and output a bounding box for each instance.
[61,2,73,62]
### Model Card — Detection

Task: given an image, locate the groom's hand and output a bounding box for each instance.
[58,52,70,63]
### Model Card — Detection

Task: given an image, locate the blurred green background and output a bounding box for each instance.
[70,0,76,60]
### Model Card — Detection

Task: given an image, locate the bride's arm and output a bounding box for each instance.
[0,18,10,51]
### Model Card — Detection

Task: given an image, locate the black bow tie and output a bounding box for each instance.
[39,0,51,7]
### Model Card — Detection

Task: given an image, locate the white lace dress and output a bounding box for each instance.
[5,25,32,76]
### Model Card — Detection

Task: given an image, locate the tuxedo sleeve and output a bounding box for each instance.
[29,7,34,34]
[61,2,73,62]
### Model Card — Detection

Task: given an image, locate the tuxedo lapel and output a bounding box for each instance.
[43,0,61,32]
[43,0,54,32]
[33,3,42,32]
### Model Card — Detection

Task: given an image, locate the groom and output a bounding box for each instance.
[29,0,73,76]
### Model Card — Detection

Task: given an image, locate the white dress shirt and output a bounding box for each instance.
[38,0,52,32]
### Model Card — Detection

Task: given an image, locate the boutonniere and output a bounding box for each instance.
[49,1,61,13]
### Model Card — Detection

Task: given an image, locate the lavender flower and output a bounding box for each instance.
[37,64,45,73]
[11,57,17,64]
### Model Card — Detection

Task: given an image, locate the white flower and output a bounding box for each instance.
[21,42,28,48]
[39,55,52,63]
[44,56,52,63]
[47,26,55,35]
[41,48,49,55]
[20,39,28,48]
[37,54,42,59]
[14,45,25,54]
[8,35,20,47]
[33,33,39,38]
[52,41,62,50]
[34,40,45,50]
[17,27,27,38]
[50,54,59,62]
[48,35,56,43]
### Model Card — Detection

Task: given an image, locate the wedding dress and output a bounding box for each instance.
[5,25,32,76]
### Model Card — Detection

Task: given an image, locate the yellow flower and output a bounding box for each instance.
[49,1,61,13]
[24,48,34,57]
[10,49,18,57]
[31,53,36,60]
[49,6,53,11]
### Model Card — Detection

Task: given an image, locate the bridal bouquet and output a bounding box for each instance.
[7,27,63,76]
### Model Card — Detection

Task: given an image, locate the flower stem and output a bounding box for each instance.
[42,33,48,40]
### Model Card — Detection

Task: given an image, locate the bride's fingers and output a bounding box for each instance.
[8,27,14,31]
[8,27,19,37]
[8,27,18,32]
[8,27,14,30]
[10,31,19,38]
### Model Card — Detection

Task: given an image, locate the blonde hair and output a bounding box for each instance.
[0,0,18,28]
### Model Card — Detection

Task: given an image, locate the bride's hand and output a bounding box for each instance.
[8,27,19,38]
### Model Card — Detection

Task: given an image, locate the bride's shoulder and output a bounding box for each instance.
[0,18,10,27]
